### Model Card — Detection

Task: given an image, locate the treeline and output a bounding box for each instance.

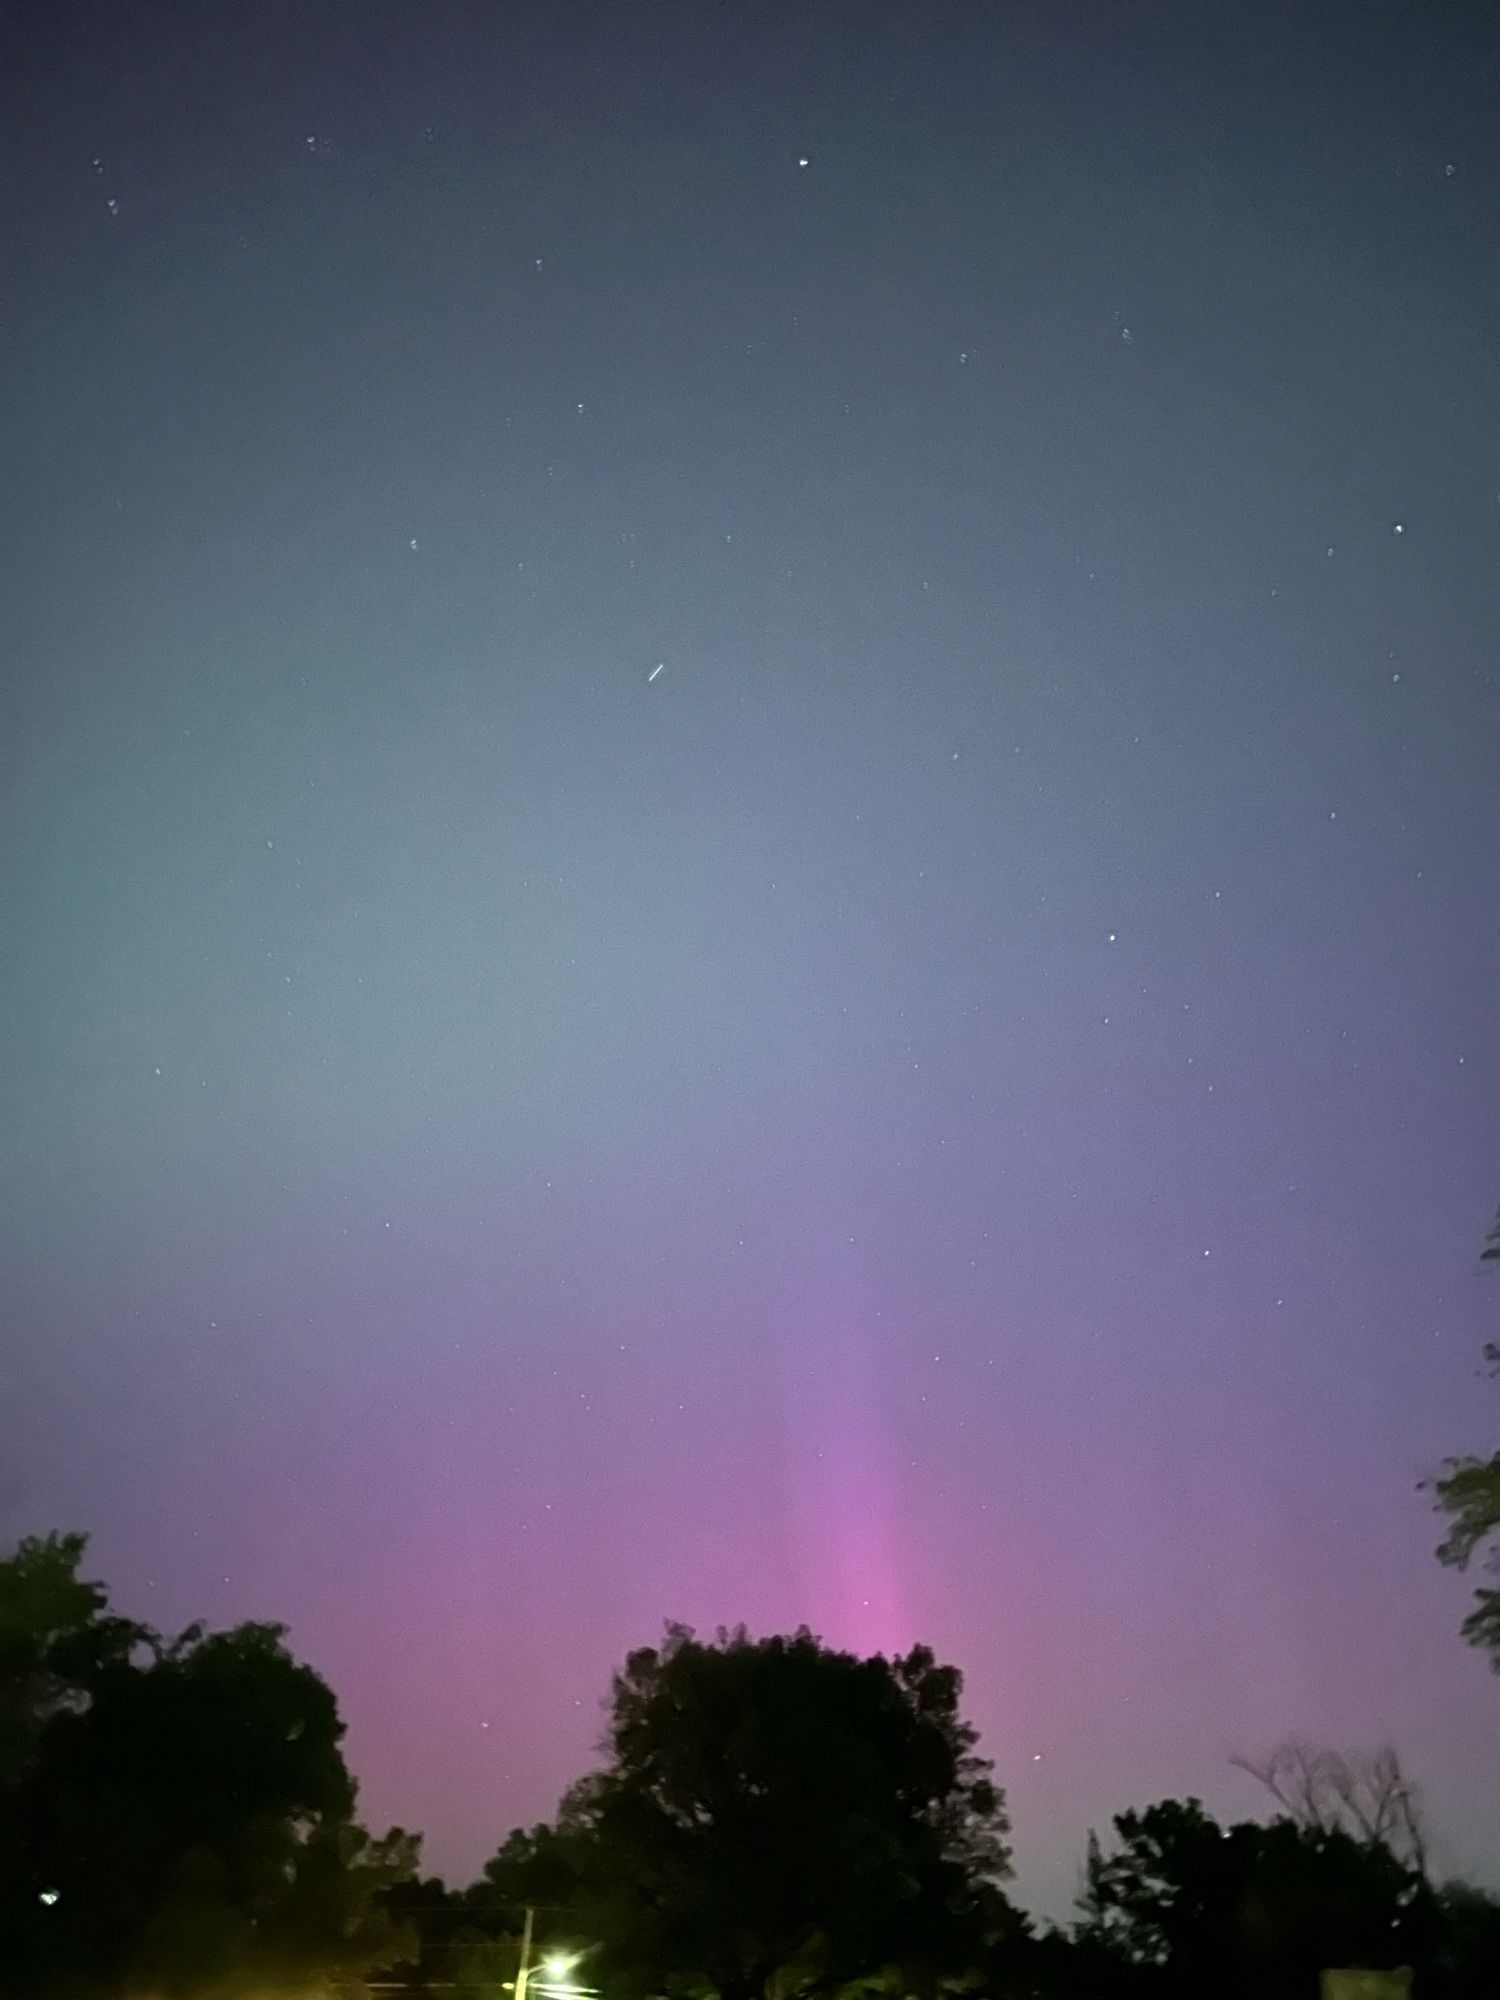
[0,1533,412,2000]
[3,1534,1498,2000]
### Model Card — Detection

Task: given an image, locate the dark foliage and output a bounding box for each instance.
[1422,1212,1500,1667]
[377,1875,533,2000]
[1425,1340,1500,1671]
[1078,1796,1435,1999]
[0,1532,416,2000]
[1429,1879,1500,1998]
[481,1622,1017,2000]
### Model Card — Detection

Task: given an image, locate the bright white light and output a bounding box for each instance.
[39,1889,59,1907]
[543,1955,578,1982]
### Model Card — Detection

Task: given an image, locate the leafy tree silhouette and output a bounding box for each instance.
[0,1532,416,2000]
[481,1622,1017,2000]
[1078,1796,1433,1999]
[1424,1210,1500,1668]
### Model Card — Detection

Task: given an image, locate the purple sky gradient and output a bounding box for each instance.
[3,0,1498,1916]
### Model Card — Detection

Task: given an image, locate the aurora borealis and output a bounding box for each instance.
[3,0,1498,1914]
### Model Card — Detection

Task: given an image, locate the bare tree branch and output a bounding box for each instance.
[1230,1741,1427,1874]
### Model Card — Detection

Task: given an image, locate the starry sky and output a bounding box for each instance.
[3,0,1498,1918]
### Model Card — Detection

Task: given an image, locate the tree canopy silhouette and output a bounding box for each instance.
[378,1875,530,2000]
[0,1532,416,2000]
[1425,1213,1500,1668]
[482,1622,1016,2000]
[1078,1796,1433,1999]
[1229,1742,1425,1875]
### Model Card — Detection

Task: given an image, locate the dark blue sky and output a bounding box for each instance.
[3,0,1498,1915]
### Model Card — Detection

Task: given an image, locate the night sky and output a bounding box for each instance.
[3,0,1498,1917]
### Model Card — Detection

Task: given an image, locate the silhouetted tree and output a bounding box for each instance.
[1078,1798,1231,1988]
[482,1623,1016,2000]
[1430,1879,1500,1997]
[1078,1796,1434,1999]
[1230,1743,1426,1874]
[1428,1401,1500,1664]
[0,1532,416,2000]
[987,1920,1151,1999]
[379,1876,524,2000]
[1425,1214,1500,1667]
[0,1530,146,1785]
